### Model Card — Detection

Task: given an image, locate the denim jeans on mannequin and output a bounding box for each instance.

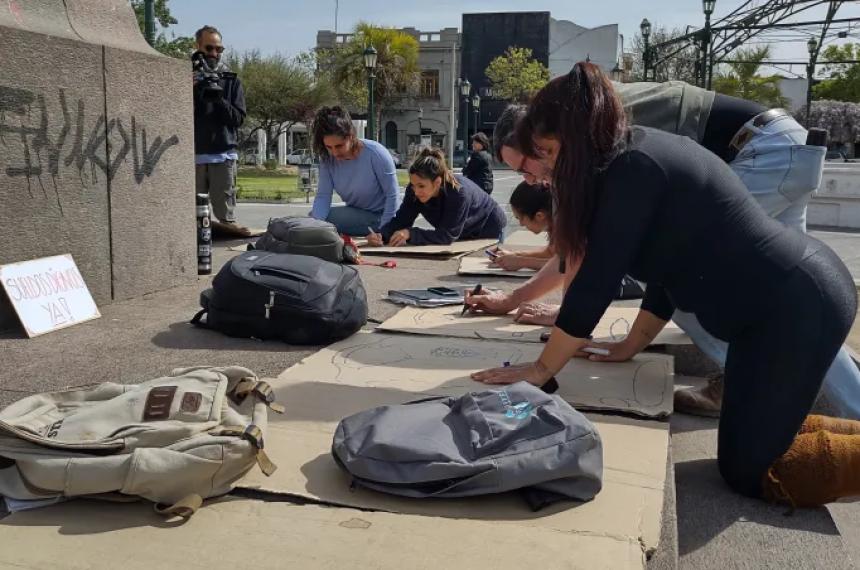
[672,115,860,419]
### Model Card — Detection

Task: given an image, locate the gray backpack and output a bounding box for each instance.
[0,366,280,518]
[332,382,603,510]
[254,216,359,264]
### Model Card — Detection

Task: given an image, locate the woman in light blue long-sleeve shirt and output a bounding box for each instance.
[310,106,402,236]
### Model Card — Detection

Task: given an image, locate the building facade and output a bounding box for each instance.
[317,28,461,161]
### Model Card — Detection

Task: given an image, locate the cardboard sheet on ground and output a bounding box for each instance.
[458,256,539,278]
[0,497,645,570]
[355,238,499,257]
[378,305,691,347]
[234,377,668,563]
[505,230,549,247]
[275,330,674,418]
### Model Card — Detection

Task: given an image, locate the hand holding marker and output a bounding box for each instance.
[461,283,482,316]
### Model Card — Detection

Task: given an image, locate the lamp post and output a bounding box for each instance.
[806,37,818,126]
[364,45,378,141]
[702,0,716,89]
[472,94,480,139]
[143,0,156,45]
[460,78,471,156]
[640,19,652,82]
[611,62,624,82]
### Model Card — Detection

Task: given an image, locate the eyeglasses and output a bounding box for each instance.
[204,45,225,54]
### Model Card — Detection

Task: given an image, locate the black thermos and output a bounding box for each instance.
[196,193,212,275]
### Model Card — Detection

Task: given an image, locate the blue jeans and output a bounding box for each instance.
[325,206,383,236]
[673,115,860,420]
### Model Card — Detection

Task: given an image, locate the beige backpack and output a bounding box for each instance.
[0,366,281,518]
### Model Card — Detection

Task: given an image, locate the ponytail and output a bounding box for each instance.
[408,147,459,189]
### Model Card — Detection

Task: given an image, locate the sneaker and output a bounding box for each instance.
[674,374,724,418]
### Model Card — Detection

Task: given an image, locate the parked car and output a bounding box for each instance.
[387,148,402,168]
[286,149,315,165]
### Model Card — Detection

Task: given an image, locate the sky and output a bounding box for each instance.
[166,0,860,77]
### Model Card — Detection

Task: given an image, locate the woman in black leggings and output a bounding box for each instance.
[472,62,860,506]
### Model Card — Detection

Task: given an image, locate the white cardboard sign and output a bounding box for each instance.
[0,254,101,337]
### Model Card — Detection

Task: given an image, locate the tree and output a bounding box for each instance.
[814,44,860,103]
[798,100,860,144]
[712,46,788,108]
[129,0,195,59]
[226,50,335,149]
[630,26,699,83]
[319,23,421,140]
[485,47,550,103]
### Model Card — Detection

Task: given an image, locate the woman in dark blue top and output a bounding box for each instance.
[471,63,860,508]
[367,148,506,247]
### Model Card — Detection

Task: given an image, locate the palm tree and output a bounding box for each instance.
[712,46,788,108]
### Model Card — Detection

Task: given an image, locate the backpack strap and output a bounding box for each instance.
[216,424,278,476]
[232,378,285,414]
[154,494,203,519]
[190,309,209,328]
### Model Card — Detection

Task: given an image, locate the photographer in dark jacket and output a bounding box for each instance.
[193,25,250,236]
[462,132,494,195]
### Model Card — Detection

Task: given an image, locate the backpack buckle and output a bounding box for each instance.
[264,291,276,319]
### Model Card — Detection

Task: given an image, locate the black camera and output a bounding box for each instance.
[191,51,226,101]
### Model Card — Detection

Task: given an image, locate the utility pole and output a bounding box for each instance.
[334,0,339,33]
[143,0,155,46]
[449,42,457,167]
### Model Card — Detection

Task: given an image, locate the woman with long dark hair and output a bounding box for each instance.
[310,106,401,236]
[472,62,860,507]
[367,148,506,247]
[462,132,494,194]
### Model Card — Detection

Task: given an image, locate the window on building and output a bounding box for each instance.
[420,70,440,99]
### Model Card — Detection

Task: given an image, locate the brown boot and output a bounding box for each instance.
[763,431,860,507]
[800,415,860,436]
[674,374,723,418]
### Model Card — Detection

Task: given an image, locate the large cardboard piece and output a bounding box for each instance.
[274,331,674,418]
[379,305,691,347]
[357,238,499,257]
[458,256,539,278]
[235,377,668,563]
[0,497,645,569]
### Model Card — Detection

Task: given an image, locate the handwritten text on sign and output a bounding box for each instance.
[0,254,100,337]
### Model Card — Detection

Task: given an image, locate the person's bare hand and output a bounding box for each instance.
[388,229,410,247]
[464,290,518,315]
[471,361,551,387]
[492,253,526,271]
[579,339,641,363]
[514,302,559,325]
[366,231,383,247]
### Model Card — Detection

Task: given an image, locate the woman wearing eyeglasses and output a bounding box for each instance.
[472,62,860,508]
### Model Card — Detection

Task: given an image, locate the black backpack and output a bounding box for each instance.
[192,251,368,345]
[253,217,359,264]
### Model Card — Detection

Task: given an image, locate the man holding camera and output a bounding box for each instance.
[193,25,250,236]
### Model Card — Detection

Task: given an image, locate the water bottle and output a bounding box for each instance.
[196,193,212,275]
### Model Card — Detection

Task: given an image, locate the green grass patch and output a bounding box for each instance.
[237,169,411,201]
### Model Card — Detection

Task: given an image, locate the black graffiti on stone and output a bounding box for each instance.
[0,85,180,196]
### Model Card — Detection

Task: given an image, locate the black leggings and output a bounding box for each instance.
[718,238,857,497]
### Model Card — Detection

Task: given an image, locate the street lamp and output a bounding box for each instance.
[702,0,716,88]
[460,78,471,156]
[640,19,652,82]
[807,37,818,125]
[611,62,624,82]
[364,45,378,141]
[472,94,480,139]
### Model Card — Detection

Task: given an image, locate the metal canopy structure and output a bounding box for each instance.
[644,0,860,88]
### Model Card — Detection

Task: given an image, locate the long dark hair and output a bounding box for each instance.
[516,62,627,260]
[311,106,357,161]
[409,147,459,189]
[510,182,552,218]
